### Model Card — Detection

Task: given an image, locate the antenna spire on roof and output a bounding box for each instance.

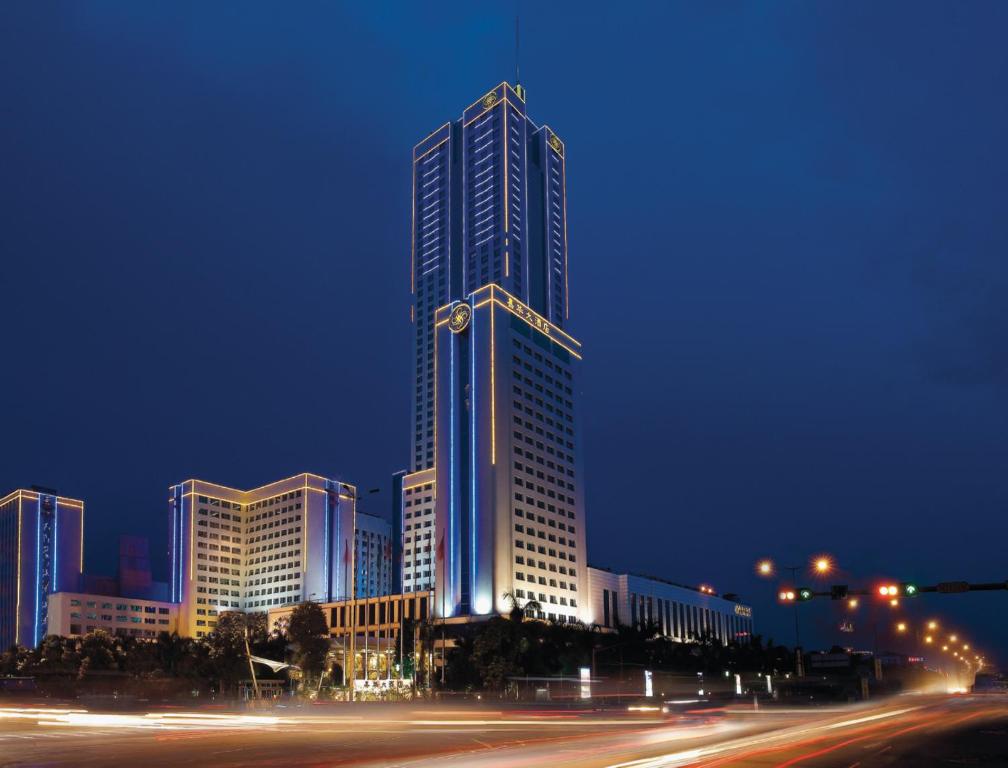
[515,14,520,87]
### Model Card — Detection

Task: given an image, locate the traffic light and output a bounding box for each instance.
[797,587,814,602]
[778,589,796,603]
[830,584,849,601]
[901,582,919,597]
[877,584,899,597]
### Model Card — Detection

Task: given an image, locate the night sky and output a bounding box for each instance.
[3,2,1006,662]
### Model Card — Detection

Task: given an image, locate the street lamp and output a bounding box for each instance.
[847,598,859,609]
[813,556,832,575]
[896,622,907,633]
[756,556,830,653]
[949,634,958,643]
[927,621,938,631]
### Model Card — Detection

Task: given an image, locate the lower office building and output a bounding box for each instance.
[169,473,357,638]
[47,592,178,639]
[0,488,85,648]
[587,567,754,645]
[45,535,179,640]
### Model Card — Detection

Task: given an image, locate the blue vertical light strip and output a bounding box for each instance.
[448,330,455,616]
[323,483,330,601]
[336,488,343,599]
[53,497,58,593]
[171,488,176,603]
[469,306,477,610]
[35,498,41,646]
[175,485,183,603]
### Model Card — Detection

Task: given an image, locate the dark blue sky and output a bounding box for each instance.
[3,2,1006,661]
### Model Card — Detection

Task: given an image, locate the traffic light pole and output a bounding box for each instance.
[782,565,803,677]
[798,580,1008,600]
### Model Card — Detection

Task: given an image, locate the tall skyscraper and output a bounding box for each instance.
[0,488,84,648]
[403,83,586,622]
[169,474,356,638]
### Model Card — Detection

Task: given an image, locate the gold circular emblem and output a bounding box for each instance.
[448,303,472,333]
[482,92,498,109]
[549,133,562,152]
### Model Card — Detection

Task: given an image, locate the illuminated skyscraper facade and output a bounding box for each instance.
[404,83,584,621]
[0,488,84,648]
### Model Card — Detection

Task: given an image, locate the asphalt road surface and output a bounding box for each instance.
[0,694,1005,767]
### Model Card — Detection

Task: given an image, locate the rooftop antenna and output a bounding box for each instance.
[514,14,526,101]
[515,15,520,86]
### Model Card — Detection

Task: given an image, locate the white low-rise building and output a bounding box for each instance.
[587,566,753,645]
[48,591,177,639]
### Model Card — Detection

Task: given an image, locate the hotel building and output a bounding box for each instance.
[169,474,356,638]
[405,83,584,621]
[0,488,84,648]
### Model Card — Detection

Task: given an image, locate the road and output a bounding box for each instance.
[0,695,1005,767]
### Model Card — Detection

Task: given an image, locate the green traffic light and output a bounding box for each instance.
[901,583,919,597]
[798,588,814,601]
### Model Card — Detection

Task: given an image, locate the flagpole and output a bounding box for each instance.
[439,536,445,686]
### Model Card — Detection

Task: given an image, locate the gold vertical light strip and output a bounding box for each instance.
[15,493,23,645]
[490,300,496,464]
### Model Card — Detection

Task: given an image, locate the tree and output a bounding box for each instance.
[77,630,117,679]
[30,635,79,675]
[287,601,330,682]
[0,645,30,676]
[470,617,523,691]
[205,611,258,692]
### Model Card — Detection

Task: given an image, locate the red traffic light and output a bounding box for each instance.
[877,584,898,597]
[778,589,796,602]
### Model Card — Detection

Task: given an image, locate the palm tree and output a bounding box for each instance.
[502,591,542,622]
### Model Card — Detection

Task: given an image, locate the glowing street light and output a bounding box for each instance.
[813,556,832,575]
[963,644,970,651]
[896,622,907,633]
[757,560,774,577]
[942,645,949,652]
[924,635,933,644]
[848,598,859,609]
[949,634,958,642]
[927,621,938,630]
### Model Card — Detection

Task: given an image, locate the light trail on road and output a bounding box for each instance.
[0,695,1004,767]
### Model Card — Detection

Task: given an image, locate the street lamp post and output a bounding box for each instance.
[757,556,834,678]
